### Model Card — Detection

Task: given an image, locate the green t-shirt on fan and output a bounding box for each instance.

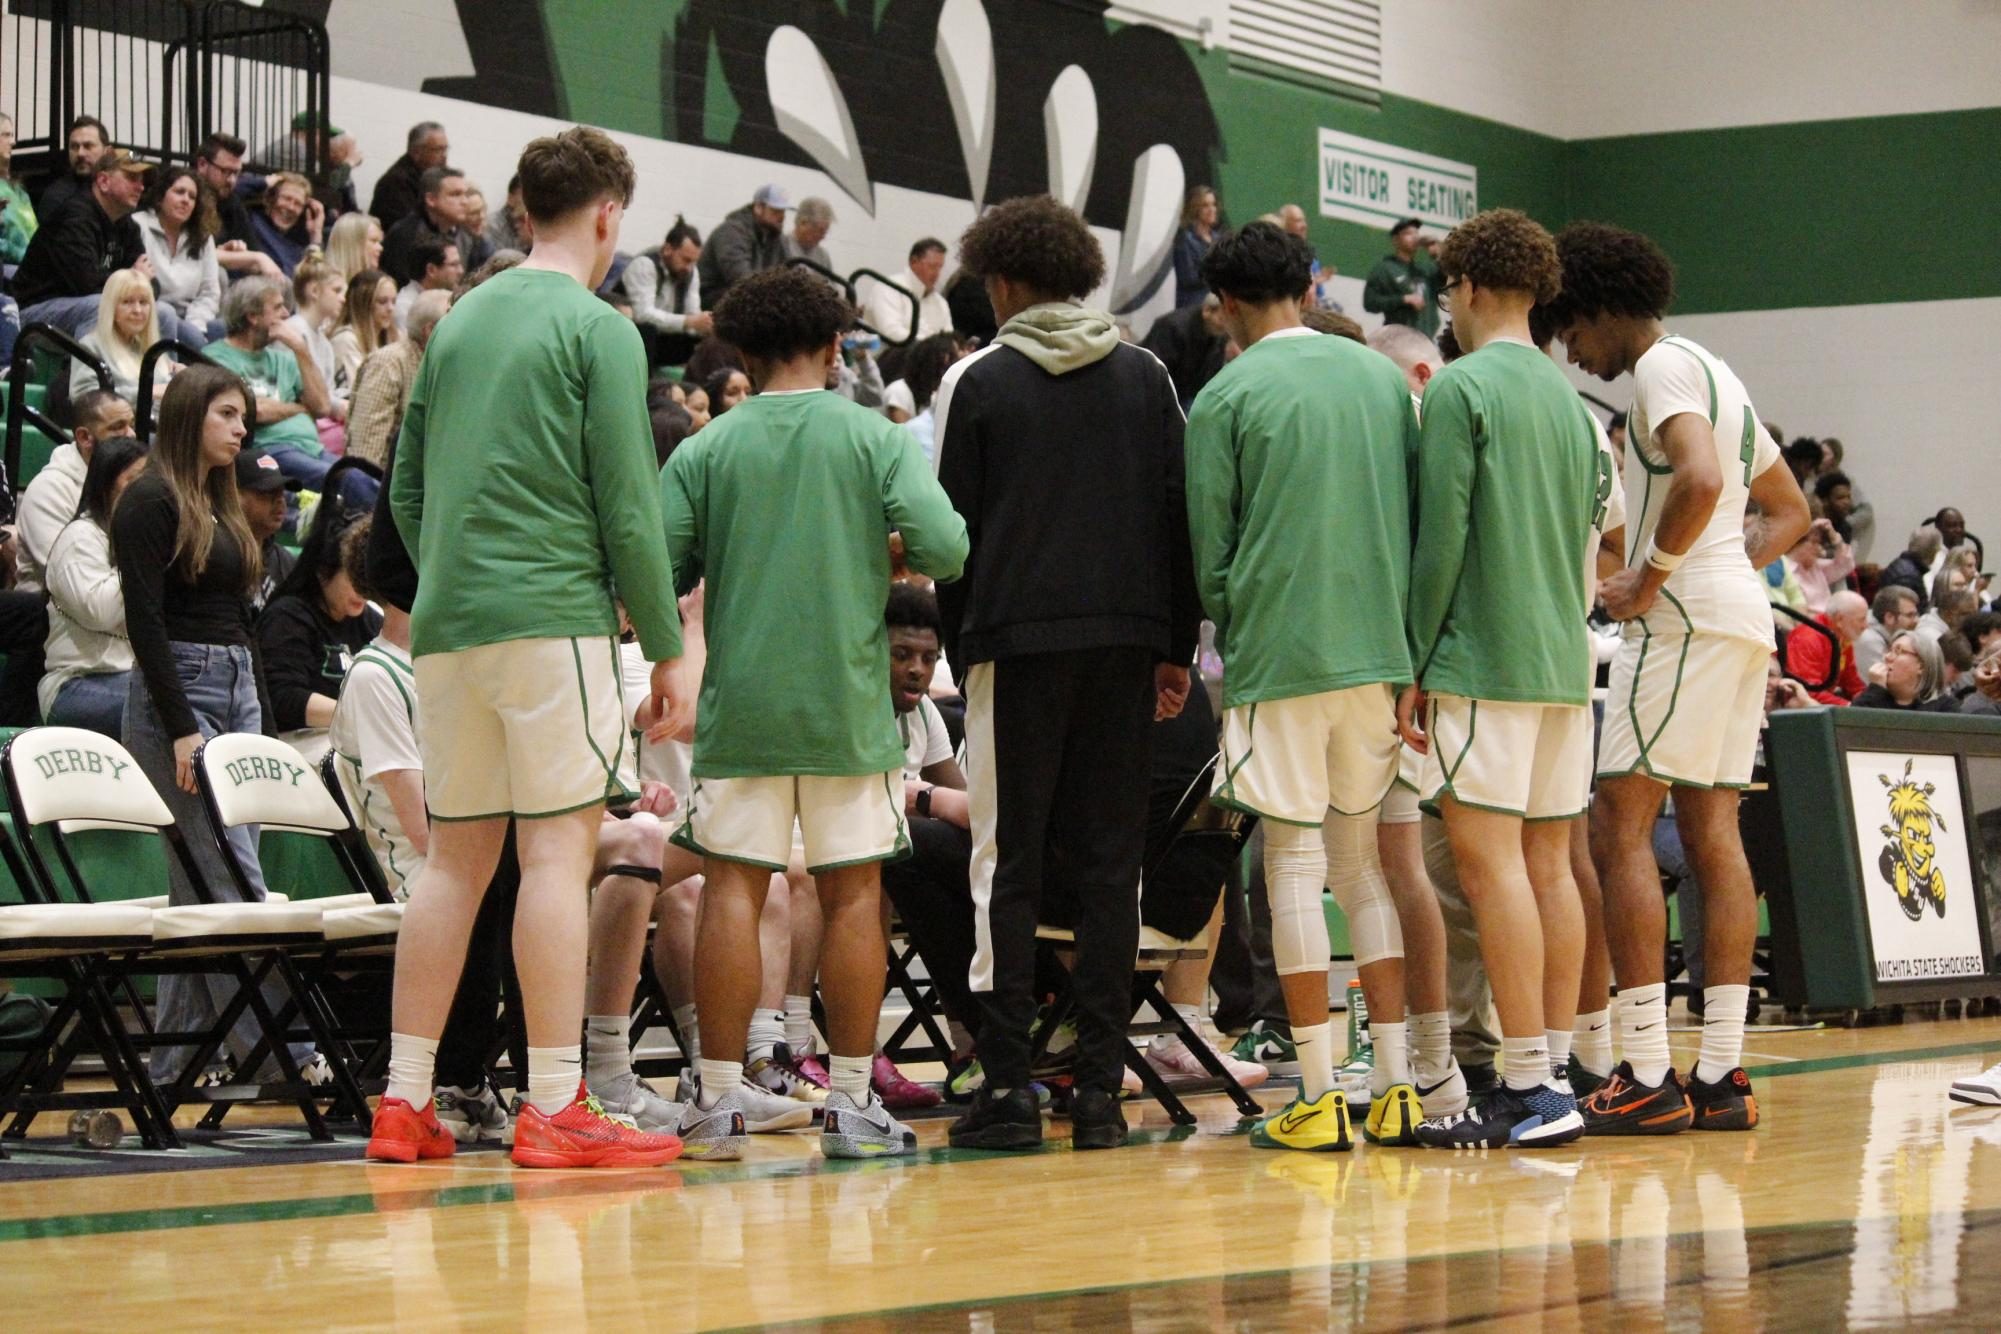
[660,389,968,778]
[204,341,323,456]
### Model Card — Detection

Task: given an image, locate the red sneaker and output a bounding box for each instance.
[873,1052,942,1109]
[510,1083,684,1169]
[366,1096,457,1163]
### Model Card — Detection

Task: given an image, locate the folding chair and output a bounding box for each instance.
[0,727,333,1141]
[1028,752,1263,1126]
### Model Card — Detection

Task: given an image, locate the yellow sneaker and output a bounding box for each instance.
[1364,1082,1422,1146]
[1249,1090,1352,1152]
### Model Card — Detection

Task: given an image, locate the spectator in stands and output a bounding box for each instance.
[1942,631,1977,693]
[1855,585,1921,680]
[331,267,397,398]
[943,267,996,344]
[680,382,711,429]
[1778,516,1856,616]
[134,166,221,349]
[192,133,280,283]
[1964,640,2001,717]
[393,236,463,330]
[484,174,530,254]
[697,184,789,306]
[1815,438,1876,556]
[236,448,299,614]
[37,114,107,219]
[1782,438,1824,491]
[1786,588,1869,704]
[704,367,751,416]
[1607,410,1627,452]
[283,253,350,448]
[246,172,325,279]
[864,238,953,352]
[15,388,133,593]
[649,401,696,467]
[1363,218,1441,336]
[684,335,746,390]
[204,276,341,494]
[39,434,147,736]
[381,166,485,286]
[1961,611,2001,659]
[899,332,969,463]
[1932,506,1984,575]
[0,112,39,265]
[1882,524,1943,608]
[1921,586,1979,645]
[346,290,448,469]
[325,211,383,282]
[1368,323,1445,405]
[257,502,382,763]
[1933,549,1987,612]
[1855,631,1959,712]
[116,364,328,1084]
[783,196,836,269]
[67,268,172,404]
[1141,292,1229,411]
[623,217,711,365]
[369,121,449,231]
[460,186,488,239]
[1172,185,1220,308]
[9,149,191,348]
[1814,468,1859,544]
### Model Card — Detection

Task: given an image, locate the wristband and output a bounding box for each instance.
[1644,540,1685,575]
[915,786,933,819]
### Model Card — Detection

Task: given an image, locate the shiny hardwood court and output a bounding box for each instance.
[8,1019,2001,1330]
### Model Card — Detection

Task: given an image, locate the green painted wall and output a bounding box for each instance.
[1566,107,2001,316]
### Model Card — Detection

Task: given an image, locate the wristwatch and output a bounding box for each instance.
[915,786,934,818]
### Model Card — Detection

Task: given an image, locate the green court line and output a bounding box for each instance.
[2,1036,1997,1246]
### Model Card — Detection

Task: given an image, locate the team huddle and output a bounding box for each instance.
[358,125,1810,1170]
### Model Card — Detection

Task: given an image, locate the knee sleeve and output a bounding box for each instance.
[1263,822,1331,977]
[1324,811,1403,966]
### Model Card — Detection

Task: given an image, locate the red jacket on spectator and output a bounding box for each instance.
[1787,614,1864,704]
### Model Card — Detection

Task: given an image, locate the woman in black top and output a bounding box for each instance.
[113,363,322,1083]
[257,500,382,763]
[1853,631,1961,713]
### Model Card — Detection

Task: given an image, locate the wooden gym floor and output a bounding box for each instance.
[6,1018,2001,1330]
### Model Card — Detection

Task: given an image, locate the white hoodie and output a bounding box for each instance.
[40,516,134,718]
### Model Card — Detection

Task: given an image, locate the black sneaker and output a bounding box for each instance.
[948,1085,1043,1151]
[1069,1088,1127,1151]
[1580,1061,1693,1136]
[1462,1062,1499,1093]
[1565,1054,1608,1101]
[1685,1067,1760,1131]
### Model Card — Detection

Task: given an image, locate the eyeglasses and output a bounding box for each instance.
[1438,275,1467,306]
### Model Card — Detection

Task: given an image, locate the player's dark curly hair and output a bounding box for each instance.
[711,265,856,362]
[1545,221,1676,325]
[957,195,1104,300]
[1436,208,1560,303]
[1200,222,1312,305]
[885,580,944,637]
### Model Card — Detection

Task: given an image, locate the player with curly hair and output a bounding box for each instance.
[1549,221,1810,1136]
[1398,207,1603,1149]
[659,264,968,1161]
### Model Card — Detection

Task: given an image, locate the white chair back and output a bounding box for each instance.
[198,733,352,836]
[5,727,174,831]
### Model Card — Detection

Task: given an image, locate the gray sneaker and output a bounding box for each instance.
[591,1071,684,1134]
[434,1083,510,1144]
[822,1089,917,1159]
[737,1077,817,1133]
[678,1086,749,1161]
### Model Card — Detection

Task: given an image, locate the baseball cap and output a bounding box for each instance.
[753,183,793,211]
[1389,217,1422,237]
[235,448,301,494]
[96,148,154,177]
[291,109,345,136]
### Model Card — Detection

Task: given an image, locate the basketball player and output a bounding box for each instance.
[1550,222,1810,1133]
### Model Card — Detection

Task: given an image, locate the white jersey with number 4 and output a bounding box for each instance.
[1624,335,1780,647]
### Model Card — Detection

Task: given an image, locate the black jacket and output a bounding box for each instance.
[368,154,426,232]
[932,331,1200,670]
[1140,301,1227,410]
[1881,551,1932,609]
[257,591,382,732]
[11,193,145,306]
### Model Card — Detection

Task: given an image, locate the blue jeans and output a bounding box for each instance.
[124,642,314,1080]
[47,670,130,737]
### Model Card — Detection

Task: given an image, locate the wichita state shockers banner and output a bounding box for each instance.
[1845,751,1984,982]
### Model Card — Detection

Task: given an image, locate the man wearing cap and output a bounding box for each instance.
[9,147,188,346]
[697,184,790,307]
[1363,217,1442,337]
[236,447,302,615]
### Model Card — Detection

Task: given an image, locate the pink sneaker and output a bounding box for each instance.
[790,1051,832,1091]
[1145,1033,1270,1089]
[872,1052,942,1109]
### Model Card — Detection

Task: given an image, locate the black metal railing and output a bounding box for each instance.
[2,323,110,513]
[786,256,921,350]
[135,338,211,442]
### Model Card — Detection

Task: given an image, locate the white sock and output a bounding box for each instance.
[672,1002,700,1063]
[585,1014,633,1087]
[1368,1022,1410,1095]
[747,1008,785,1064]
[1409,1011,1451,1087]
[1502,1035,1550,1092]
[1619,983,1671,1086]
[784,994,815,1052]
[1695,985,1750,1083]
[385,1032,438,1108]
[1573,1008,1614,1077]
[1295,1021,1335,1102]
[525,1044,582,1115]
[1545,1027,1574,1080]
[830,1053,871,1101]
[697,1058,741,1109]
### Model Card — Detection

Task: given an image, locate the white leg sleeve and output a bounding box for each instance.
[1264,822,1332,977]
[1324,810,1403,966]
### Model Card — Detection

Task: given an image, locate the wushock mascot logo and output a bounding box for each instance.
[1878,758,1948,922]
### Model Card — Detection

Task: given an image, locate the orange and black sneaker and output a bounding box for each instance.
[510,1083,684,1169]
[1579,1062,1693,1136]
[366,1096,457,1163]
[1686,1067,1760,1131]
